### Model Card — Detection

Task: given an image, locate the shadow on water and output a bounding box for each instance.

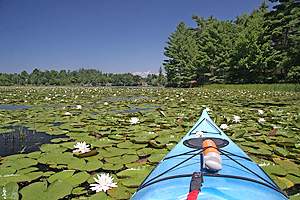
[112,105,161,113]
[0,126,68,157]
[0,104,31,110]
[102,96,148,102]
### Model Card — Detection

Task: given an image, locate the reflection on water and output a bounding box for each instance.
[113,105,161,113]
[0,126,68,157]
[102,96,148,102]
[0,104,31,110]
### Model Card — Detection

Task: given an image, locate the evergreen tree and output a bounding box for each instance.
[192,16,235,83]
[265,0,300,81]
[163,22,200,87]
[228,4,278,83]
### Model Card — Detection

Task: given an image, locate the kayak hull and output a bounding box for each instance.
[131,109,287,200]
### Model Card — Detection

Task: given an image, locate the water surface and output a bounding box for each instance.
[0,126,68,157]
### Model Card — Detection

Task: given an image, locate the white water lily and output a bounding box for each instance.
[232,115,241,123]
[104,102,109,106]
[2,187,7,199]
[76,105,82,109]
[180,98,184,102]
[90,173,117,192]
[258,109,264,115]
[259,162,271,167]
[130,117,139,124]
[258,118,266,124]
[195,131,204,137]
[73,142,91,154]
[220,124,229,130]
[64,111,72,116]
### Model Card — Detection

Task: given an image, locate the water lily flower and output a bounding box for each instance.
[195,131,204,137]
[220,124,229,130]
[258,162,273,167]
[64,111,72,116]
[258,118,266,124]
[130,117,139,124]
[76,105,82,109]
[104,102,109,106]
[258,109,264,115]
[232,115,241,123]
[90,173,117,192]
[180,98,184,102]
[2,188,7,199]
[73,142,91,153]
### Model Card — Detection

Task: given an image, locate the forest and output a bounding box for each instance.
[164,0,300,87]
[0,68,166,86]
[0,0,299,87]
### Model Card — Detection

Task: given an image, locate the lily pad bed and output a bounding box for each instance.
[0,86,299,199]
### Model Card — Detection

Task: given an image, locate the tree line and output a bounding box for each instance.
[163,0,300,87]
[0,68,166,86]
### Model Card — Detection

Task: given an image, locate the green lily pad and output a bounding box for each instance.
[148,154,165,163]
[20,181,47,200]
[2,158,38,170]
[89,192,108,200]
[286,174,300,184]
[102,163,124,171]
[84,160,103,171]
[48,170,75,183]
[71,187,87,195]
[262,165,287,176]
[274,147,289,157]
[273,158,300,176]
[107,185,131,199]
[0,182,19,200]
[273,176,294,189]
[47,179,73,199]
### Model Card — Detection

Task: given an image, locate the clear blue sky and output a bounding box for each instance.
[0,0,266,74]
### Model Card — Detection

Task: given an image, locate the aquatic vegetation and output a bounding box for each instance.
[73,142,91,154]
[129,117,139,125]
[232,115,241,123]
[0,85,299,199]
[90,173,117,192]
[220,124,229,130]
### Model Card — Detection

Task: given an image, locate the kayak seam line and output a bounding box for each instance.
[139,152,201,190]
[219,148,280,190]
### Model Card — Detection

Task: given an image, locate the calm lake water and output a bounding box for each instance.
[0,126,68,156]
[0,104,31,110]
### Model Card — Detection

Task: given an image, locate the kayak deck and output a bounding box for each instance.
[131,109,287,200]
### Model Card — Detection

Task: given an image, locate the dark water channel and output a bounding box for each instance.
[0,126,68,157]
[0,104,31,110]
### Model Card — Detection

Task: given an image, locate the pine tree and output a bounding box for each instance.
[192,16,235,83]
[265,0,300,81]
[163,22,200,87]
[228,4,278,83]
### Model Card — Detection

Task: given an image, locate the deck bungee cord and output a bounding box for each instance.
[137,138,288,198]
[131,111,289,200]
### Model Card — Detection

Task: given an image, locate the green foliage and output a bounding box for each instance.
[0,68,165,87]
[163,1,300,86]
[164,22,200,87]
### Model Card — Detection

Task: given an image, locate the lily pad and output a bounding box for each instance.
[0,182,19,200]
